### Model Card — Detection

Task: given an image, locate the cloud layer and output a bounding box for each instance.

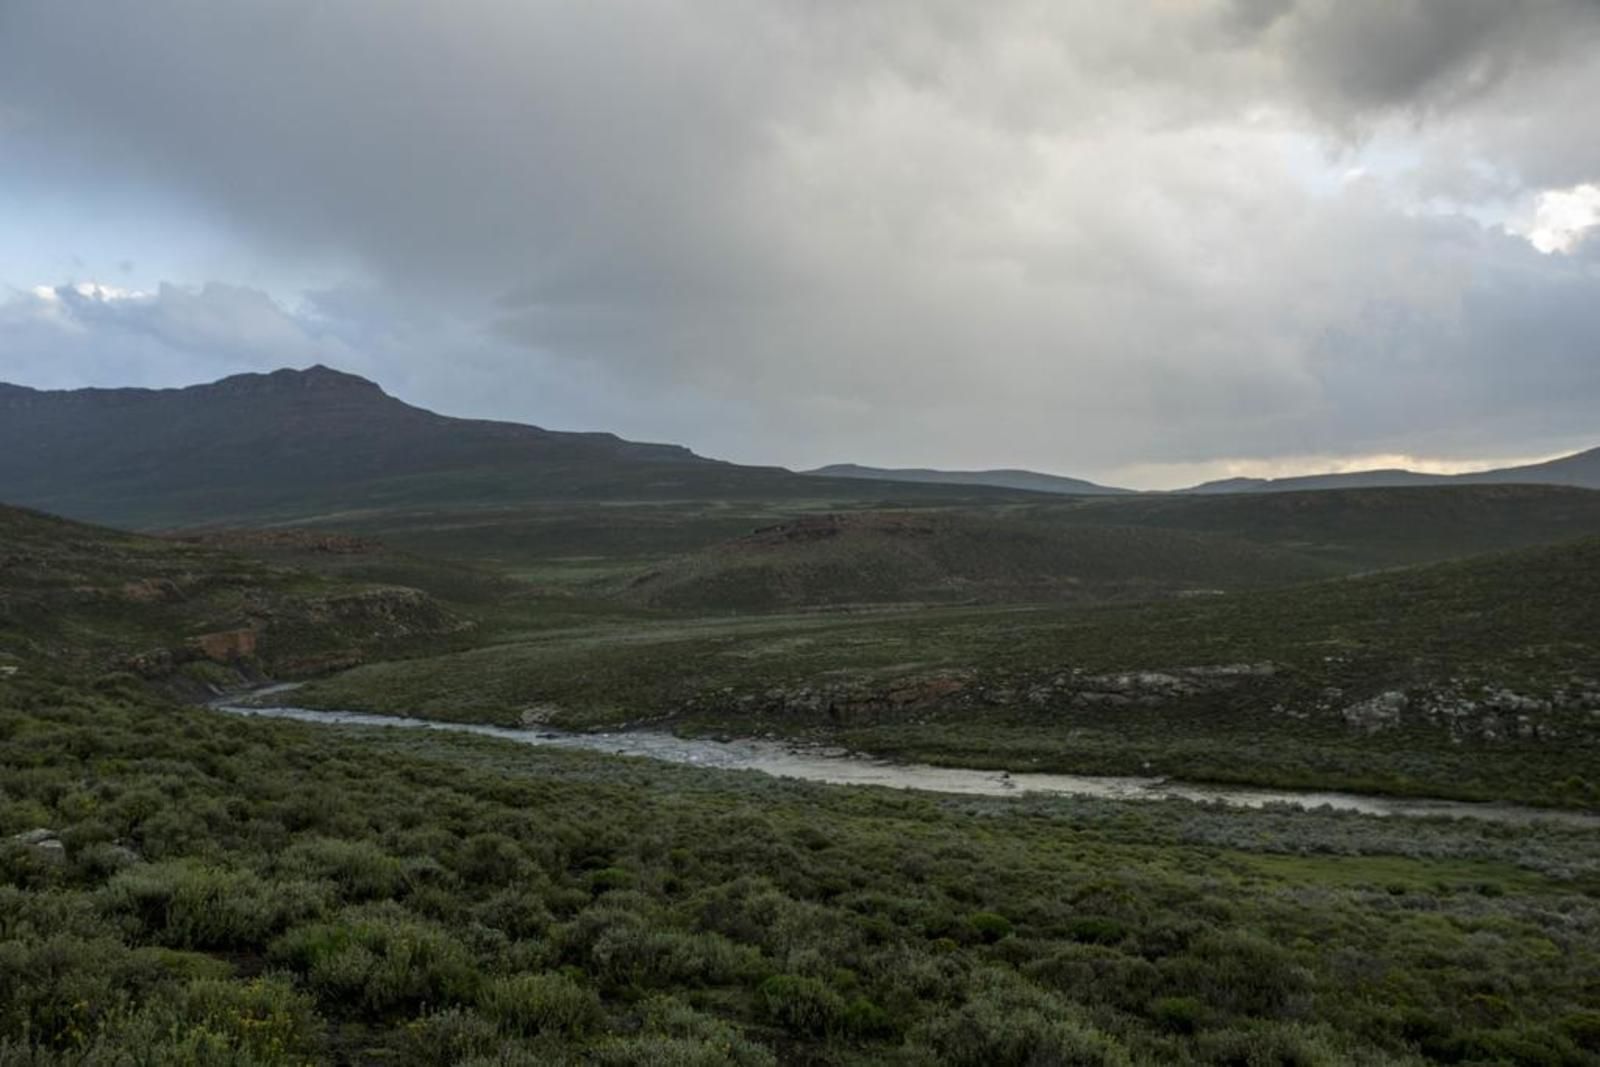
[2,0,1597,485]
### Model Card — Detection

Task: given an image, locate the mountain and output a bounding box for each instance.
[0,367,1039,528]
[805,463,1131,496]
[1183,446,1600,493]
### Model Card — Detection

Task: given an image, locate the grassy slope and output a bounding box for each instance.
[294,536,1600,806]
[0,505,472,682]
[296,484,1600,605]
[616,512,1342,610]
[1034,484,1600,569]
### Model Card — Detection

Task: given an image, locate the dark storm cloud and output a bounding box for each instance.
[1250,0,1600,119]
[1,1,1597,483]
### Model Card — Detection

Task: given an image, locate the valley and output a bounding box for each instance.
[4,369,1600,1064]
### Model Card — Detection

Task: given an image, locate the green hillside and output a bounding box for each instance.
[0,505,470,684]
[618,511,1341,609]
[295,535,1600,806]
[1034,484,1600,568]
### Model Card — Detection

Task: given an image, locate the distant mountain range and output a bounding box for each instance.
[1182,450,1600,494]
[2,365,1596,530]
[804,464,1132,496]
[0,366,1032,528]
[809,451,1600,497]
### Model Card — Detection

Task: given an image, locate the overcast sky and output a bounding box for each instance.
[2,1,1598,488]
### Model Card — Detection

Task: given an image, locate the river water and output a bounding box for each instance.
[211,695,1600,827]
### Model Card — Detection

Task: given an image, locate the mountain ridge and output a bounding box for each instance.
[0,366,1044,528]
[1182,448,1600,493]
[805,462,1131,496]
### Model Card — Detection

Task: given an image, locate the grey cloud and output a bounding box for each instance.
[1252,1,1600,118]
[1,1,1597,481]
[0,283,361,389]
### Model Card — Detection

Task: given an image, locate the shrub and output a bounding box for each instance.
[406,1006,501,1063]
[1066,916,1129,946]
[759,974,848,1037]
[272,907,478,1017]
[590,996,776,1067]
[454,833,531,887]
[280,837,406,901]
[170,975,322,1060]
[477,972,601,1037]
[1193,1021,1375,1067]
[102,862,323,948]
[591,926,764,990]
[475,886,554,940]
[1559,1010,1600,1051]
[1150,995,1206,1034]
[913,985,1131,1066]
[1023,944,1160,1011]
[1159,930,1312,1019]
[965,912,1013,944]
[588,866,637,895]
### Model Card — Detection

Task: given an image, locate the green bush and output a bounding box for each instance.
[477,972,600,1037]
[404,1006,499,1064]
[759,974,848,1037]
[279,837,406,901]
[1159,931,1311,1019]
[1150,994,1206,1034]
[965,911,1013,943]
[101,862,323,948]
[1066,916,1129,946]
[170,975,322,1061]
[272,906,478,1016]
[913,984,1131,1066]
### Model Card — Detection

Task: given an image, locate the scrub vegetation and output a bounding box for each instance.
[4,486,1600,1063]
[294,535,1600,806]
[4,678,1600,1065]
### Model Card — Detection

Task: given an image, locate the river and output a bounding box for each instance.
[211,694,1600,827]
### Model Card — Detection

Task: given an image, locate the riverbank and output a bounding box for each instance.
[211,695,1600,828]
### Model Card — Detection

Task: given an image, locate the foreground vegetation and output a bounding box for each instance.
[4,487,1600,1062]
[5,676,1600,1065]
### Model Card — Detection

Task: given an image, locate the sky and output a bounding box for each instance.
[1,0,1598,490]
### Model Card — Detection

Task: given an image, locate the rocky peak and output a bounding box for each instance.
[208,364,388,399]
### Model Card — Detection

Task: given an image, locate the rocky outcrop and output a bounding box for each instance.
[9,828,66,864]
[188,628,258,662]
[1340,691,1407,734]
[688,663,1281,724]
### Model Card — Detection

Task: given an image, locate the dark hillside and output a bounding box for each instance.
[0,367,1039,529]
